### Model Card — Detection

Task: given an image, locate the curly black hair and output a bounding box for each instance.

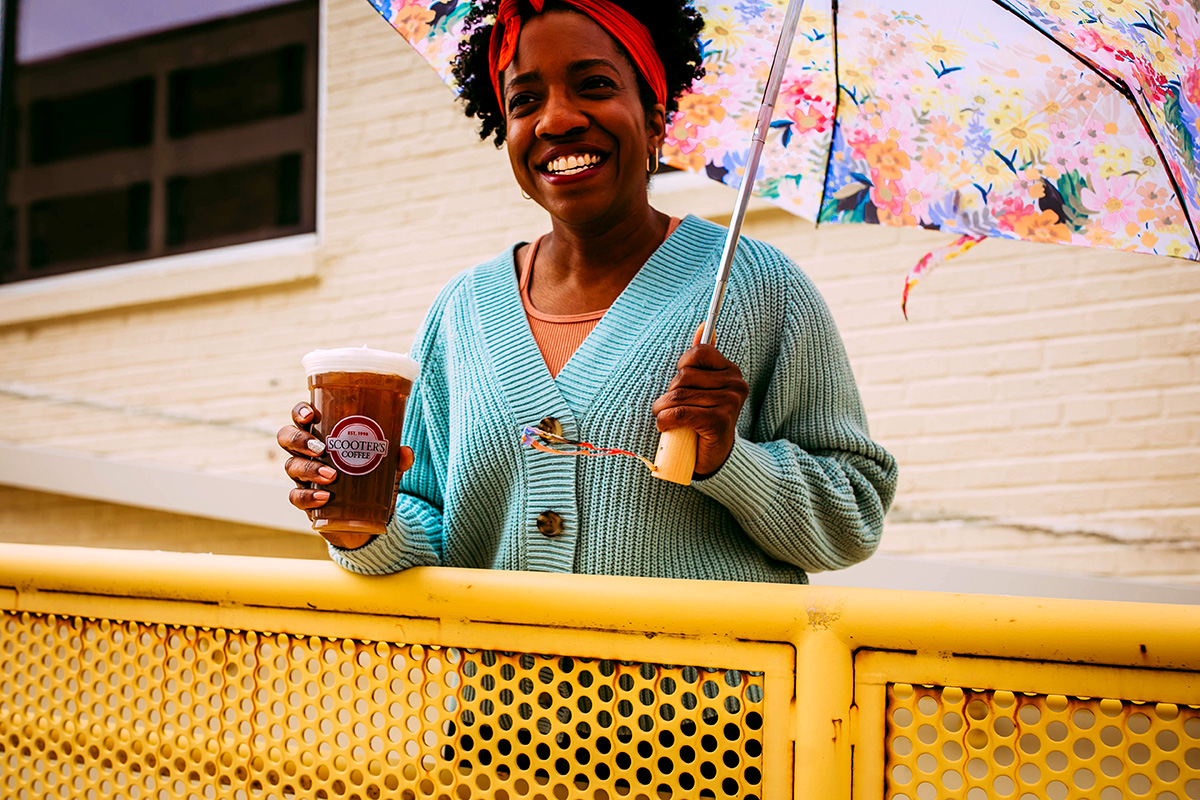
[450,0,706,146]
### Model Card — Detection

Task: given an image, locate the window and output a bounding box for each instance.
[0,0,317,285]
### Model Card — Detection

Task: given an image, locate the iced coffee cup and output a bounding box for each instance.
[302,346,419,536]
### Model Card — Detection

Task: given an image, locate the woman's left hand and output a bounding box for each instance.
[651,332,750,478]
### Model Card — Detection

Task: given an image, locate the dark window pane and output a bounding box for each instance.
[277,152,301,226]
[29,78,154,164]
[167,153,302,247]
[28,183,150,269]
[3,106,17,170]
[1,207,16,281]
[169,44,305,138]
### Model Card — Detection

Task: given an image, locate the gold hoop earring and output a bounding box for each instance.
[521,189,532,200]
[648,154,660,175]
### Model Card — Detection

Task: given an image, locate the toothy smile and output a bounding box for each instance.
[544,153,603,175]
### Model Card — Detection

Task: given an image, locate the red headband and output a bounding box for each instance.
[488,0,668,117]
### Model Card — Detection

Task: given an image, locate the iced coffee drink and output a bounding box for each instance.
[302,346,419,536]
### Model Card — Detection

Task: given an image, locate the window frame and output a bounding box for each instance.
[0,0,322,325]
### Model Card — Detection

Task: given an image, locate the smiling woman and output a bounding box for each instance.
[278,0,899,584]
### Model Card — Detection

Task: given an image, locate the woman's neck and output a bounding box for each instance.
[527,207,671,315]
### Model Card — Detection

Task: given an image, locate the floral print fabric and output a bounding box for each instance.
[369,0,1200,260]
[1001,0,1200,246]
[818,0,1198,259]
[368,0,470,80]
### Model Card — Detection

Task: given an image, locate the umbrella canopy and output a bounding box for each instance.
[367,0,1200,265]
[672,0,1199,262]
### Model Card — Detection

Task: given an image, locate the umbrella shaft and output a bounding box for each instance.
[700,0,807,346]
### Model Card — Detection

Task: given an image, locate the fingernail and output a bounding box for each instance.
[318,466,336,480]
[308,439,326,455]
[298,406,312,421]
[313,491,330,501]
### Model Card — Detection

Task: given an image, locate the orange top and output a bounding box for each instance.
[519,217,681,377]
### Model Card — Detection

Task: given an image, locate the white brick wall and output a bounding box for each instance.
[1,0,1197,584]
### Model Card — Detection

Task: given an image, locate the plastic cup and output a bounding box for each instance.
[302,346,419,536]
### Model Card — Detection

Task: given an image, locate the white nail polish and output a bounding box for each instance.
[309,439,326,455]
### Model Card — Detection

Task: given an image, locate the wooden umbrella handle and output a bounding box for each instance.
[652,427,697,485]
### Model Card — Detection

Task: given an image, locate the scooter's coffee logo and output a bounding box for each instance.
[325,416,389,475]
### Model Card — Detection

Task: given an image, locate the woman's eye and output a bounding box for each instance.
[581,76,616,91]
[508,93,536,112]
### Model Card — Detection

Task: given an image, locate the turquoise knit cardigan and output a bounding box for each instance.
[330,215,897,583]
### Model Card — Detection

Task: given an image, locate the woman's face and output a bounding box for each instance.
[502,10,666,229]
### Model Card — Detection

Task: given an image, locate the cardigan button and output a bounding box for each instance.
[538,416,563,441]
[536,511,563,537]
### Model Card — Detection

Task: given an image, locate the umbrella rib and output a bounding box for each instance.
[985,0,1200,254]
[814,0,841,226]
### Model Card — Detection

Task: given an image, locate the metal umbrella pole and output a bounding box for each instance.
[653,0,809,484]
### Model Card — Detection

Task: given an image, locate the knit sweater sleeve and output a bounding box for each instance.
[325,275,466,575]
[691,251,898,573]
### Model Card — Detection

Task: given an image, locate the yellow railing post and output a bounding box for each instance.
[792,627,854,800]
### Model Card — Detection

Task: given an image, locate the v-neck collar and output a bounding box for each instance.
[555,215,723,415]
[473,214,725,424]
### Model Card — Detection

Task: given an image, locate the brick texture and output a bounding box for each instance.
[1,0,1197,584]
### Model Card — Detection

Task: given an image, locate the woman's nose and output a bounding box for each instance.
[536,89,588,138]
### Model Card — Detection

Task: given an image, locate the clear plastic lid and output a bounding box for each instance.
[302,346,419,380]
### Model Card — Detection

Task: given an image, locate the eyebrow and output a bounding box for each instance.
[504,58,624,93]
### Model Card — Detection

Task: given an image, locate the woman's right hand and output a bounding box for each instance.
[278,401,338,513]
[278,401,414,550]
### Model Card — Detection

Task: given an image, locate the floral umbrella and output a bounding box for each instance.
[368,0,1200,308]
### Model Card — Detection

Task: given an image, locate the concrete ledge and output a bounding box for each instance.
[0,233,319,327]
[0,443,311,534]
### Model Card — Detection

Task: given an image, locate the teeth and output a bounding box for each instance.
[546,153,601,175]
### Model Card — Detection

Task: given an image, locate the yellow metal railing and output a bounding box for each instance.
[1,543,1197,800]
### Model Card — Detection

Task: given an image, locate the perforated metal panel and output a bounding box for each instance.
[886,682,1200,800]
[0,611,767,800]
